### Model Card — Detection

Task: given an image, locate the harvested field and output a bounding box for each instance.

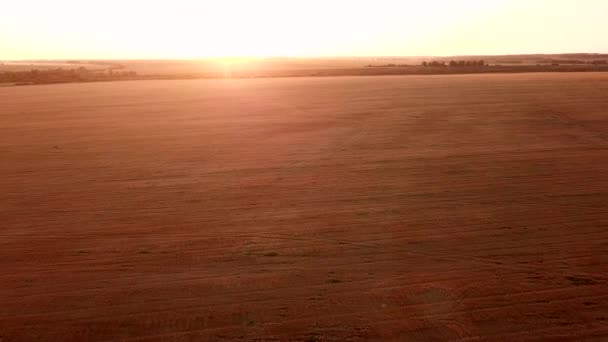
[1,72,608,341]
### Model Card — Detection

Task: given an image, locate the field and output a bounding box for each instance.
[2,73,608,341]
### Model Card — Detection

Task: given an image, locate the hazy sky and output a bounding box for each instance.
[2,0,607,59]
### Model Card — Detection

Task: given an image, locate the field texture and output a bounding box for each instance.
[2,73,608,341]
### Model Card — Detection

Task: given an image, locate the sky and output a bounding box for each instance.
[1,0,607,60]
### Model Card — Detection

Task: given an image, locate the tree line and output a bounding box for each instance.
[0,67,138,85]
[422,60,486,67]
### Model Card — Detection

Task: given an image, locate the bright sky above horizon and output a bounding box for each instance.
[1,0,607,60]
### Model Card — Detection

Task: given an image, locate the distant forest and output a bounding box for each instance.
[367,60,487,67]
[423,60,486,67]
[0,67,138,85]
[367,57,608,68]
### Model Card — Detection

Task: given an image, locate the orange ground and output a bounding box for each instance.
[1,73,608,341]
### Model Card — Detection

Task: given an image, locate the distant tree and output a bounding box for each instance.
[422,61,428,67]
[449,60,457,67]
[0,67,138,85]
